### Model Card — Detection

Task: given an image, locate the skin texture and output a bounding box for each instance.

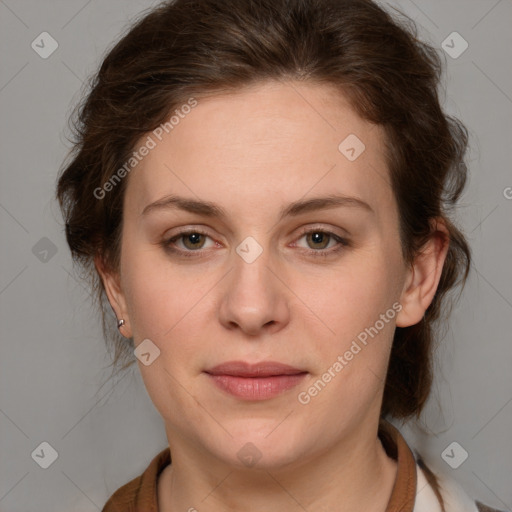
[96,80,449,511]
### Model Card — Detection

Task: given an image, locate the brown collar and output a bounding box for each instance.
[379,419,417,512]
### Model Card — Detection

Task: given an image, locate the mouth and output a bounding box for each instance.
[204,361,308,401]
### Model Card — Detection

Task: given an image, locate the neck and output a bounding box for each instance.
[158,420,398,512]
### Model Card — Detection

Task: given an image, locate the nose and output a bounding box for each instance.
[218,244,290,337]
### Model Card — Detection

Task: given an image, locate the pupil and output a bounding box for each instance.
[309,232,329,249]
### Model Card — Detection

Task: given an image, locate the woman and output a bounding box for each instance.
[56,0,503,510]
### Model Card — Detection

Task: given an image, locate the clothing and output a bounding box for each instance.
[102,420,503,512]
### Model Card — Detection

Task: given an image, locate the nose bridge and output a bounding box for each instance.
[230,236,275,311]
[218,235,289,335]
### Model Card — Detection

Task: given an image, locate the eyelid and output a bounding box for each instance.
[293,224,349,241]
[164,227,217,252]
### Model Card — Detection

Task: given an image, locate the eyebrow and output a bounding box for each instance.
[141,193,374,220]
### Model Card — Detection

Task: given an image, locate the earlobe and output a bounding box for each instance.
[395,220,450,328]
[94,254,132,337]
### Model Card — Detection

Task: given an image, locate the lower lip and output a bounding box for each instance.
[206,373,307,400]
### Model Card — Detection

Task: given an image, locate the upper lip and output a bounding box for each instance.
[205,361,307,377]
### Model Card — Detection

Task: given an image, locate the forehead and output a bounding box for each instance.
[125,80,393,220]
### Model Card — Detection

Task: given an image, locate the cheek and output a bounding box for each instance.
[121,253,209,422]
[314,253,400,332]
[124,273,174,341]
[120,241,181,340]
[121,244,217,363]
[300,251,401,391]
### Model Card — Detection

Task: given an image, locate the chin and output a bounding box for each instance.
[206,423,309,471]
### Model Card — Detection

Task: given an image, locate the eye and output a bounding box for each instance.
[161,229,216,257]
[160,227,349,259]
[293,228,349,257]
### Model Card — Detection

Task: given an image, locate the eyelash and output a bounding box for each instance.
[161,227,350,259]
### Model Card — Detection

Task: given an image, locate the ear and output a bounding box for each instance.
[94,254,132,338]
[395,219,450,328]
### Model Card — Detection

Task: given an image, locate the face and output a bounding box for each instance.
[99,80,443,471]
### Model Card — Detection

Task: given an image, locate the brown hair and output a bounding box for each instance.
[56,0,471,423]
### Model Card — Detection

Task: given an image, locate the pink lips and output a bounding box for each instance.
[204,361,308,400]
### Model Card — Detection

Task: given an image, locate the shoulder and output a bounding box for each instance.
[475,501,507,512]
[102,474,141,512]
[101,447,171,512]
[415,456,506,512]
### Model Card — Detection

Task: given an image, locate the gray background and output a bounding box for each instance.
[0,0,511,510]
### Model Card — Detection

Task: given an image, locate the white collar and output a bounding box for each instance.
[413,462,479,512]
